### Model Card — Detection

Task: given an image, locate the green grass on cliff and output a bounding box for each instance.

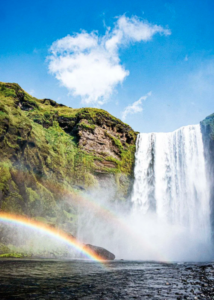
[0,81,137,235]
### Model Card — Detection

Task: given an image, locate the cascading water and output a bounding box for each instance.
[131,125,212,258]
[77,124,213,261]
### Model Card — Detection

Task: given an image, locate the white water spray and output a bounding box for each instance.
[131,125,212,260]
[77,125,213,261]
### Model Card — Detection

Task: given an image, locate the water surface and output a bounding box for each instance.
[0,259,213,299]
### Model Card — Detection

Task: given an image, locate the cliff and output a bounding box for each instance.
[200,114,214,240]
[0,82,137,233]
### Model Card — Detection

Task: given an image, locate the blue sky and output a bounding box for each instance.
[0,0,214,132]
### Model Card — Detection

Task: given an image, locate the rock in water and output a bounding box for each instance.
[84,244,115,260]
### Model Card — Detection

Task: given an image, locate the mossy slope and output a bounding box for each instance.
[200,113,214,140]
[0,82,137,233]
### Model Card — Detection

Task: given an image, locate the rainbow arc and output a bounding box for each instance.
[0,212,106,264]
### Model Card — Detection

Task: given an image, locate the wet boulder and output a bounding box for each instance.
[84,244,115,260]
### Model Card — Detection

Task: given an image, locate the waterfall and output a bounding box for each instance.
[76,124,213,261]
[132,125,212,244]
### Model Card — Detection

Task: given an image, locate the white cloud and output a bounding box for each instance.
[122,92,152,120]
[48,15,170,105]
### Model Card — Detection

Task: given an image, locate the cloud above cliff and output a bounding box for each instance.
[48,16,170,105]
[122,92,152,120]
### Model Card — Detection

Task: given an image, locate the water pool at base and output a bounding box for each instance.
[0,259,213,299]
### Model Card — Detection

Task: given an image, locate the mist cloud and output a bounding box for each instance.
[48,16,170,105]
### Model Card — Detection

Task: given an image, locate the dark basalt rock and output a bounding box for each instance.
[84,244,115,260]
[200,114,214,241]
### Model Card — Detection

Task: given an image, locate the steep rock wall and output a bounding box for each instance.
[200,113,214,240]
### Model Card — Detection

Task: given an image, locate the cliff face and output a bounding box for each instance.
[200,114,214,239]
[0,82,137,232]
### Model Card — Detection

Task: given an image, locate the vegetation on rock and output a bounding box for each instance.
[200,113,214,140]
[0,82,137,240]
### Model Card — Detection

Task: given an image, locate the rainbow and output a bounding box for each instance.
[0,212,106,264]
[0,165,167,261]
[74,193,167,261]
